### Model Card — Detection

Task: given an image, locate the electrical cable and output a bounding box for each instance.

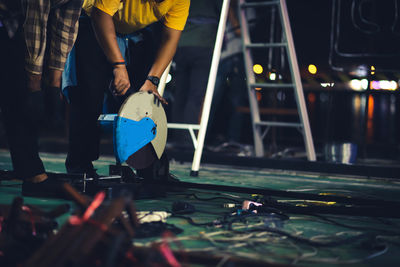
[162,180,400,209]
[167,192,243,204]
[309,213,400,235]
[231,225,370,247]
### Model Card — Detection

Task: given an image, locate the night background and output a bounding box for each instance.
[1,0,399,165]
[1,1,400,266]
[198,0,400,164]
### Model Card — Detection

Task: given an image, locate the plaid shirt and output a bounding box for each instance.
[22,0,83,74]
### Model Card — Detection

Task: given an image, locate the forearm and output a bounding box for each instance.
[91,7,124,63]
[147,26,182,78]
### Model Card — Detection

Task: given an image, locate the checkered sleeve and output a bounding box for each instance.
[48,0,83,72]
[23,0,52,74]
[23,0,82,75]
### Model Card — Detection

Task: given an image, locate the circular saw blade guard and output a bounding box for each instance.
[114,92,167,167]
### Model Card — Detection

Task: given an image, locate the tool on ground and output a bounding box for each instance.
[98,91,168,170]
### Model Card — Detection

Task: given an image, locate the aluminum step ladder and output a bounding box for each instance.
[159,0,232,176]
[238,0,316,160]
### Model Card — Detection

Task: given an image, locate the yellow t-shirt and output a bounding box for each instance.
[83,0,190,34]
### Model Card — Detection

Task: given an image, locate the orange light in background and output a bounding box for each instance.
[256,91,262,101]
[367,95,374,143]
[308,64,317,75]
[307,93,316,122]
[253,64,263,74]
[307,93,316,103]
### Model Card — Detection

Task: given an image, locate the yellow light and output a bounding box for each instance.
[253,64,263,74]
[370,66,375,75]
[308,64,317,74]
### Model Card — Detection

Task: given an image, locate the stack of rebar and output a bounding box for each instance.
[25,184,140,267]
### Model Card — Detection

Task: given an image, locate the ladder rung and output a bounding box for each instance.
[250,83,295,88]
[256,121,303,128]
[246,43,287,48]
[241,1,280,8]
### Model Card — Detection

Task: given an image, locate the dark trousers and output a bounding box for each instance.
[171,46,213,124]
[210,54,247,142]
[66,17,156,169]
[0,28,45,179]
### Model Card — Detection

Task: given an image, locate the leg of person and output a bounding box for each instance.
[0,28,45,181]
[207,56,230,141]
[45,0,82,130]
[168,47,192,147]
[0,27,66,197]
[226,54,247,143]
[183,47,213,124]
[170,47,191,124]
[66,16,111,175]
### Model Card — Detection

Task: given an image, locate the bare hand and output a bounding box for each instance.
[139,80,168,105]
[111,65,130,96]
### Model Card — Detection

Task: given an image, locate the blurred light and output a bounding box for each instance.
[361,79,369,90]
[253,64,263,74]
[307,93,316,103]
[349,79,368,91]
[308,64,317,74]
[256,91,262,101]
[166,73,172,83]
[321,83,335,87]
[370,80,398,90]
[277,91,285,101]
[350,65,368,77]
[390,95,396,114]
[269,72,276,80]
[255,87,262,91]
[371,80,379,89]
[319,93,329,102]
[353,94,361,110]
[367,95,374,142]
[349,79,362,91]
[370,65,375,75]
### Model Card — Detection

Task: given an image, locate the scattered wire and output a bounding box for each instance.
[309,213,400,235]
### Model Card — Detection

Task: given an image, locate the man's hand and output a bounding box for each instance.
[111,65,131,96]
[139,79,168,105]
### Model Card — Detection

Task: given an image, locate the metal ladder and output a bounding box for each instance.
[238,0,316,160]
[159,0,232,176]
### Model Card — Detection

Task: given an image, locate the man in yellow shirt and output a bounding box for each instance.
[65,0,190,175]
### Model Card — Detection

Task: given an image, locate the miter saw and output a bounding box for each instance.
[99,91,168,170]
[77,91,172,198]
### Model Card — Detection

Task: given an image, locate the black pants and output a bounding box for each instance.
[0,28,45,179]
[171,46,213,124]
[66,17,156,170]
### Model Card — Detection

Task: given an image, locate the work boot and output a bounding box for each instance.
[65,159,100,179]
[22,174,67,199]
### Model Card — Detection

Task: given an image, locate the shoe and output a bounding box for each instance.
[22,175,67,199]
[65,161,100,179]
